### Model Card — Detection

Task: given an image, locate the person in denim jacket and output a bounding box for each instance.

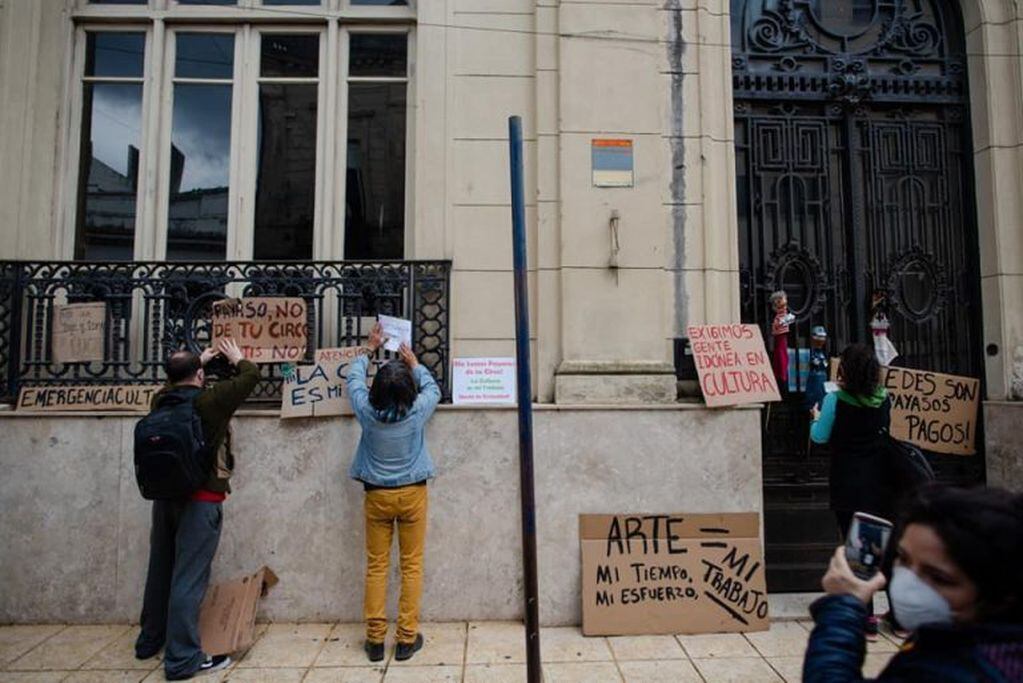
[346,322,440,664]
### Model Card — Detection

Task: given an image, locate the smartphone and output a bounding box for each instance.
[845,512,893,579]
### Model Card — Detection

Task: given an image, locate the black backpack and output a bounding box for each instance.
[882,430,936,497]
[134,387,211,500]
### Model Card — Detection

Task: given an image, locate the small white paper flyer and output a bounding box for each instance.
[452,358,517,405]
[378,314,412,352]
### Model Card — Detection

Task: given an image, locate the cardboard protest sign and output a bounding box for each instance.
[581,513,769,636]
[17,385,157,412]
[199,567,278,656]
[211,297,308,363]
[52,302,106,363]
[378,314,412,352]
[687,325,781,407]
[452,357,516,405]
[280,346,371,419]
[829,360,980,456]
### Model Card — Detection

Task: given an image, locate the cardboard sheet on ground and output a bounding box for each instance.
[580,513,769,636]
[199,567,278,656]
[829,360,980,455]
[279,346,371,419]
[16,385,157,412]
[211,297,308,363]
[52,302,106,364]
[378,315,412,352]
[687,324,781,407]
[452,357,516,405]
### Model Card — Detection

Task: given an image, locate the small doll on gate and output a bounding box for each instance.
[805,325,828,412]
[870,291,899,366]
[770,290,795,386]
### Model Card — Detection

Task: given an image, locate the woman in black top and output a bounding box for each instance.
[811,343,894,636]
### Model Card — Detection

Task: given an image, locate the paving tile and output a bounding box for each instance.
[0,674,71,683]
[62,672,152,683]
[8,625,130,671]
[388,622,466,667]
[235,623,332,669]
[380,665,461,682]
[863,652,895,678]
[693,657,784,683]
[303,668,386,683]
[81,628,161,670]
[141,667,231,682]
[676,633,759,659]
[0,626,65,668]
[607,635,686,661]
[618,659,703,682]
[766,656,804,683]
[219,668,306,682]
[866,634,898,654]
[745,622,810,658]
[543,662,623,683]
[463,664,527,683]
[539,627,612,663]
[314,624,384,668]
[465,622,525,664]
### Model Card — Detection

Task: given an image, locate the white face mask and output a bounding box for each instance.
[890,566,953,632]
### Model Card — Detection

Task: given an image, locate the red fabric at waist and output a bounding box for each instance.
[191,489,227,503]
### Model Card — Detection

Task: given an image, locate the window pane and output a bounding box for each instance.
[175,33,234,79]
[349,34,407,78]
[88,1,147,4]
[351,0,408,5]
[167,84,232,261]
[263,0,320,4]
[254,84,317,260]
[345,82,405,259]
[85,33,145,78]
[177,0,237,5]
[261,34,319,78]
[76,83,143,261]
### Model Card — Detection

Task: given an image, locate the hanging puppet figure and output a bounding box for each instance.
[805,325,828,412]
[770,290,795,386]
[870,291,899,366]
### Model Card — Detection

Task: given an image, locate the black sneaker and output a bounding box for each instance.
[395,633,424,661]
[135,644,161,661]
[365,640,385,663]
[167,654,231,679]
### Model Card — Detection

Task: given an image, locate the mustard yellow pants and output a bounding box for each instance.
[363,483,428,644]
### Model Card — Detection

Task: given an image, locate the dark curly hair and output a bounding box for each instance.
[369,360,418,420]
[838,343,881,398]
[897,484,1023,622]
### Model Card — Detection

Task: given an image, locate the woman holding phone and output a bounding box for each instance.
[803,485,1023,683]
[810,342,894,638]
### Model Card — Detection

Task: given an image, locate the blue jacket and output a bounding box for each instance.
[804,594,1023,683]
[345,355,441,487]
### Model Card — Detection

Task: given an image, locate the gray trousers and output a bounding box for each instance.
[135,499,222,678]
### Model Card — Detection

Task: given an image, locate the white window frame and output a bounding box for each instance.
[65,0,416,262]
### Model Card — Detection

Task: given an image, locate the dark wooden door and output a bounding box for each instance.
[731,0,985,591]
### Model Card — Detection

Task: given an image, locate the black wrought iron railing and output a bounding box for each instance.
[0,260,452,404]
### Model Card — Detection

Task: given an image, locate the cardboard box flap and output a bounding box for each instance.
[199,566,278,657]
[579,513,760,541]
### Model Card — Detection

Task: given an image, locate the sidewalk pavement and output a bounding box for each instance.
[0,619,904,682]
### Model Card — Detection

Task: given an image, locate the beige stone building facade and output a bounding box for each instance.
[0,0,1021,622]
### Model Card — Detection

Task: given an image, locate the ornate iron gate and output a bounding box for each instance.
[731,0,985,590]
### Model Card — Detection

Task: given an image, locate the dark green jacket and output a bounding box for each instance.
[153,360,260,492]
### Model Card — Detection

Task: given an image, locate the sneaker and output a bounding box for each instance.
[365,640,385,663]
[166,654,231,680]
[395,633,424,661]
[865,615,880,642]
[135,645,161,661]
[882,611,910,639]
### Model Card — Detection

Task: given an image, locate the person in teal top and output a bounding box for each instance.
[810,342,893,640]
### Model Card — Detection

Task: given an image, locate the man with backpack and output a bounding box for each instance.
[134,338,259,680]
